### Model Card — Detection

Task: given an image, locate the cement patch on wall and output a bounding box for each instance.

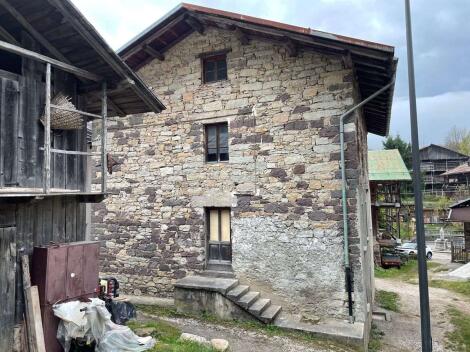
[232,216,346,320]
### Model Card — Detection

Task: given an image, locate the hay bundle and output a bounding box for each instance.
[41,93,84,130]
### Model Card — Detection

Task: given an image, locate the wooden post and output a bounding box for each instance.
[101,82,107,193]
[21,255,46,352]
[451,241,454,263]
[43,63,51,194]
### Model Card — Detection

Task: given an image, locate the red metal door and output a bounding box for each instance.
[45,246,67,305]
[83,242,99,295]
[66,245,84,298]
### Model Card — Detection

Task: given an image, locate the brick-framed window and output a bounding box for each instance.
[205,122,229,162]
[202,54,227,83]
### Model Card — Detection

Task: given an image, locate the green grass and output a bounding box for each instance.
[445,308,470,352]
[367,323,384,352]
[375,290,400,312]
[430,280,470,298]
[127,320,215,352]
[375,260,441,283]
[135,305,356,352]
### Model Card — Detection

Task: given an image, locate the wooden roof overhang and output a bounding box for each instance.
[118,3,397,136]
[449,198,470,222]
[0,0,165,117]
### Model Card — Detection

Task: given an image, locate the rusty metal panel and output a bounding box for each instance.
[83,242,99,295]
[46,246,67,305]
[66,245,84,299]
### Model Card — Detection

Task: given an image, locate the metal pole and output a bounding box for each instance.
[404,1,432,350]
[101,82,107,193]
[44,63,51,194]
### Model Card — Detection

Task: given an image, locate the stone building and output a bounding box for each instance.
[92,3,396,344]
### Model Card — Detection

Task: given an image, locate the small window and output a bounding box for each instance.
[203,54,227,83]
[205,122,229,162]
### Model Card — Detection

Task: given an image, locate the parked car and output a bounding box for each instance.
[396,242,433,259]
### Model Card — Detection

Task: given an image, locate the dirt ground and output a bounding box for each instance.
[135,252,467,352]
[139,313,350,352]
[375,251,470,352]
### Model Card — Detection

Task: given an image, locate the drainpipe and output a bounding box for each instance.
[339,80,395,323]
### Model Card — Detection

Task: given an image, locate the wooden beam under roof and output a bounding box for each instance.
[185,15,205,35]
[143,44,164,61]
[0,39,102,81]
[0,0,70,64]
[0,24,19,46]
[47,0,165,113]
[285,38,298,57]
[233,26,249,45]
[121,13,187,61]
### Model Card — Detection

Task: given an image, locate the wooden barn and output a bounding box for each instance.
[419,144,469,192]
[0,0,164,348]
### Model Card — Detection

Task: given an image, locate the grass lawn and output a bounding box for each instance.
[375,290,400,312]
[127,319,215,352]
[445,308,470,352]
[430,280,470,298]
[374,260,441,283]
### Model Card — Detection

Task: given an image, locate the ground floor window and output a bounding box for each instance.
[207,208,231,263]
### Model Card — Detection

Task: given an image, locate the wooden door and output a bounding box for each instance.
[207,208,232,264]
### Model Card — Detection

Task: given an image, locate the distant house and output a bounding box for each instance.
[368,149,411,239]
[448,198,470,263]
[419,144,469,192]
[441,162,470,189]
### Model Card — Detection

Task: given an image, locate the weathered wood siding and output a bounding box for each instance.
[0,197,87,332]
[0,226,16,350]
[0,33,88,191]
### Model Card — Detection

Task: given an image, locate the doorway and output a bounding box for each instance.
[206,208,232,269]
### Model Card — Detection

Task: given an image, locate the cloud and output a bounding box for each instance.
[368,90,470,150]
[72,0,176,49]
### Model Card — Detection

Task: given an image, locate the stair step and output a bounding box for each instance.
[237,291,260,308]
[227,285,249,300]
[201,270,236,279]
[259,305,282,323]
[248,298,271,316]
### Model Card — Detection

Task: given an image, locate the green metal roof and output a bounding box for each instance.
[368,149,412,181]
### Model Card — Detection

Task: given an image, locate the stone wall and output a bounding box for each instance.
[92,26,371,322]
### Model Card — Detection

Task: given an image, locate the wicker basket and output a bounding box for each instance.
[41,93,84,130]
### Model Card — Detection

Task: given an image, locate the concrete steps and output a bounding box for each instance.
[224,283,281,324]
[175,275,282,324]
[227,285,249,300]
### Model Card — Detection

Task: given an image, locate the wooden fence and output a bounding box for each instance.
[451,242,469,263]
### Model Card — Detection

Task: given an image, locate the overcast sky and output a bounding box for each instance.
[72,0,470,150]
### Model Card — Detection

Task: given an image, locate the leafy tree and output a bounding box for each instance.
[382,134,412,169]
[445,126,470,156]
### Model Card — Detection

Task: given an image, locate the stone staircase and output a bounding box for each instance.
[225,282,282,324]
[174,275,282,324]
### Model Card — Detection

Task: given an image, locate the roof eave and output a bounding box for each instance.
[52,0,166,113]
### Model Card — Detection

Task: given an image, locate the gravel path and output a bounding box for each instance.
[375,277,470,352]
[139,313,354,352]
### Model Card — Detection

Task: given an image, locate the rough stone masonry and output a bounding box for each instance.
[92,26,374,324]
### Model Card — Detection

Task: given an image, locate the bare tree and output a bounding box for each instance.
[445,126,470,156]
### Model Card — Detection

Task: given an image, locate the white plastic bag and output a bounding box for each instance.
[53,298,155,352]
[87,298,155,352]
